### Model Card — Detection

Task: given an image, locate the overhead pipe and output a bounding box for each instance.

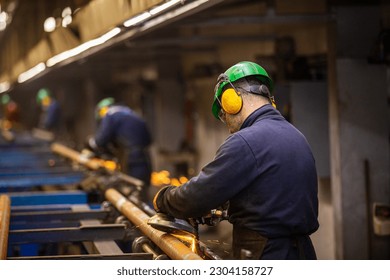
[105,188,202,260]
[0,195,11,260]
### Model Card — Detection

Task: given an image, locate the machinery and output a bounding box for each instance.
[53,142,226,259]
[0,135,225,260]
[147,211,228,260]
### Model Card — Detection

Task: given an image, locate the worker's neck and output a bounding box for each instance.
[241,100,269,120]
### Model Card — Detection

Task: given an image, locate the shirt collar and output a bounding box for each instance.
[240,104,283,130]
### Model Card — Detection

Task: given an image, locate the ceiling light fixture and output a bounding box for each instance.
[44,17,56,32]
[123,0,184,28]
[47,27,121,67]
[62,7,72,18]
[62,15,72,27]
[0,81,10,93]
[123,12,151,27]
[0,11,7,31]
[17,62,46,83]
[140,0,210,32]
[149,0,182,15]
[61,6,72,27]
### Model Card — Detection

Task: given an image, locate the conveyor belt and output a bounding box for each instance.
[0,174,84,189]
[0,131,216,260]
[0,132,152,259]
[0,133,85,191]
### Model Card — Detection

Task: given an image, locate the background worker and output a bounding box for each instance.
[0,94,20,142]
[1,94,20,126]
[36,88,61,132]
[87,97,153,202]
[153,61,319,260]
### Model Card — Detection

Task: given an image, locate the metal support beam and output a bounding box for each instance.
[8,253,153,260]
[8,191,87,206]
[10,209,110,223]
[72,205,124,256]
[10,221,80,230]
[8,224,126,244]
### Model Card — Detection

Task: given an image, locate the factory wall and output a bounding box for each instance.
[290,82,333,259]
[329,6,390,260]
[336,59,389,259]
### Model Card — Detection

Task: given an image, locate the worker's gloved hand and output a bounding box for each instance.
[152,185,175,213]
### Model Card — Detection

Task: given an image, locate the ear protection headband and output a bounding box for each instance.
[258,84,276,108]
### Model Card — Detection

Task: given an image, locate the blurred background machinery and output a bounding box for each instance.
[0,131,226,260]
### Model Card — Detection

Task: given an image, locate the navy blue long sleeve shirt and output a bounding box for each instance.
[94,106,151,151]
[156,104,319,239]
[94,105,152,184]
[41,100,60,131]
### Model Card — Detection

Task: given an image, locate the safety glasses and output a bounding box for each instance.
[217,103,226,123]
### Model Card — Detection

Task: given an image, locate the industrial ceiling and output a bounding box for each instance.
[0,0,387,94]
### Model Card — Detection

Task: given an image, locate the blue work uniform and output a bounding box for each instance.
[40,100,61,131]
[155,104,319,259]
[93,105,152,199]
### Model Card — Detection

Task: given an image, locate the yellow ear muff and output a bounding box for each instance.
[99,106,109,118]
[221,88,242,115]
[42,96,51,107]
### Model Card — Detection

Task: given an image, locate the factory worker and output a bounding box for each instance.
[36,88,61,132]
[153,61,319,259]
[1,93,20,125]
[88,97,153,202]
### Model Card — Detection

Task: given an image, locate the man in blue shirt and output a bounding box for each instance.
[88,97,153,202]
[36,88,61,132]
[153,61,319,259]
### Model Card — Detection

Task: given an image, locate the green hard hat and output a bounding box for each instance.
[36,88,51,104]
[1,94,10,105]
[211,61,273,119]
[95,97,115,119]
